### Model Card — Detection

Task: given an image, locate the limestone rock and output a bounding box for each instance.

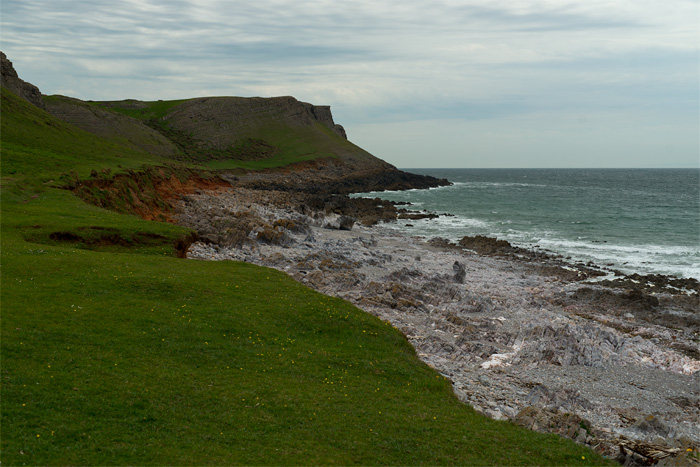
[0,51,44,109]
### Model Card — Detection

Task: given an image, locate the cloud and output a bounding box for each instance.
[1,0,697,167]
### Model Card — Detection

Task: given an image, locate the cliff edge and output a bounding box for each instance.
[0,52,45,109]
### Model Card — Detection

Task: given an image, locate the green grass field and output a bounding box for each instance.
[1,88,614,465]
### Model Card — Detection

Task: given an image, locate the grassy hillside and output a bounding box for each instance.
[42,95,183,159]
[1,88,165,180]
[1,89,613,465]
[42,94,383,170]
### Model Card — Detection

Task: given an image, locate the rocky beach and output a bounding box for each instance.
[177,180,699,466]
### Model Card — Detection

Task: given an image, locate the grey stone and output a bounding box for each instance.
[0,52,44,109]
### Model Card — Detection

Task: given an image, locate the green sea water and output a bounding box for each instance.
[356,169,700,280]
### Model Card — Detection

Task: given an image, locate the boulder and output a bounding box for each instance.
[452,261,466,283]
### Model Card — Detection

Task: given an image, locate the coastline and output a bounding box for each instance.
[352,168,700,282]
[178,184,699,464]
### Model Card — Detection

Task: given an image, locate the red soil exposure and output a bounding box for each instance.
[74,166,234,222]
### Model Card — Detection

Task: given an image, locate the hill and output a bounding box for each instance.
[0,52,611,465]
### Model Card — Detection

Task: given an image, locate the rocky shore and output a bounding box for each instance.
[177,183,699,466]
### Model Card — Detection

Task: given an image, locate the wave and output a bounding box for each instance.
[352,182,465,198]
[357,169,700,280]
[532,238,700,279]
[398,215,490,230]
[389,215,700,279]
[462,182,549,189]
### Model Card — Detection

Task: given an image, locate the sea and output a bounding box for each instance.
[354,169,700,280]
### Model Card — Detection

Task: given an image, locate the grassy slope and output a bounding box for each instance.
[1,89,612,465]
[41,95,182,159]
[2,89,165,180]
[93,97,379,170]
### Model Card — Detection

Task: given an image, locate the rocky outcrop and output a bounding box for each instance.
[224,159,450,195]
[301,102,347,139]
[0,51,44,109]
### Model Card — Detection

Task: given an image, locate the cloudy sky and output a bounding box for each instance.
[2,0,698,168]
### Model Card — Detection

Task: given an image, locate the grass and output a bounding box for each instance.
[202,123,340,170]
[1,88,615,465]
[89,98,191,121]
[1,233,611,465]
[1,89,163,181]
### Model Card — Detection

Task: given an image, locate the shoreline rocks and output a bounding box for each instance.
[176,186,699,465]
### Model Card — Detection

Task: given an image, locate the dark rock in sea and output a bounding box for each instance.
[458,235,515,256]
[398,209,439,221]
[600,273,700,295]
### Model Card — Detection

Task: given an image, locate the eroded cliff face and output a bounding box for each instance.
[0,52,45,109]
[302,102,347,139]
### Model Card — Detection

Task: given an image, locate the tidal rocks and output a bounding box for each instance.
[304,194,400,226]
[458,235,515,255]
[398,210,439,221]
[600,273,700,295]
[181,187,700,463]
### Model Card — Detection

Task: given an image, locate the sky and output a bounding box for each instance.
[1,0,698,168]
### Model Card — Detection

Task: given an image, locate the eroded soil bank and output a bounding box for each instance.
[176,184,699,466]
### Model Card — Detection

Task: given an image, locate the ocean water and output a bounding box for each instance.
[354,169,700,280]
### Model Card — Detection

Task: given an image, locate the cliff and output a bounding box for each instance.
[0,52,45,109]
[2,50,449,193]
